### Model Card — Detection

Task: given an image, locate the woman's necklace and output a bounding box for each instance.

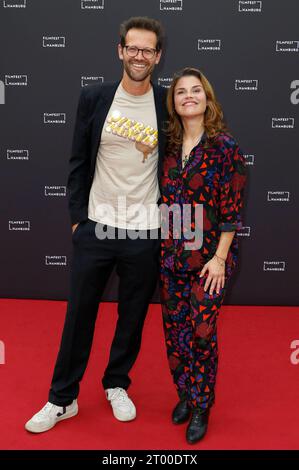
[181,131,204,169]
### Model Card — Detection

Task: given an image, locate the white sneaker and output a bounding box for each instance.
[25,400,78,433]
[105,387,136,422]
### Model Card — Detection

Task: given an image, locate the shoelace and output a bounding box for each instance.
[39,402,57,416]
[109,388,128,402]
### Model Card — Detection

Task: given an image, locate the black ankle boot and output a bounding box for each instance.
[172,400,191,424]
[186,408,210,444]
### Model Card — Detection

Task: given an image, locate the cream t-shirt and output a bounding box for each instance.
[88,83,160,230]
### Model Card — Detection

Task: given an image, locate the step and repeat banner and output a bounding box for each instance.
[0,0,298,305]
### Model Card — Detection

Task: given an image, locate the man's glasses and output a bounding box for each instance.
[124,45,157,60]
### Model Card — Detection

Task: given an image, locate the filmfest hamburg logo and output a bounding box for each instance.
[267,191,290,202]
[7,149,29,160]
[198,39,221,51]
[5,75,28,86]
[45,256,67,266]
[235,80,258,91]
[244,154,255,166]
[276,41,299,52]
[81,0,104,9]
[3,0,26,7]
[158,78,172,88]
[238,1,262,12]
[263,261,285,272]
[44,186,66,197]
[81,76,104,87]
[160,0,183,11]
[9,220,30,231]
[43,36,66,48]
[44,113,66,124]
[272,117,294,129]
[237,226,251,237]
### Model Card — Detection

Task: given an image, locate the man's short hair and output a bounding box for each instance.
[119,16,164,51]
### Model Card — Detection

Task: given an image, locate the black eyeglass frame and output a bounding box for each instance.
[123,45,158,59]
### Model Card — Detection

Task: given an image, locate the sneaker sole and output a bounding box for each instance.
[112,410,136,422]
[25,407,79,433]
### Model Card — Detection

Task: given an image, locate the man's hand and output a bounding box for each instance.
[72,223,79,234]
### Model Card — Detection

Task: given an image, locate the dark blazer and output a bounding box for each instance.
[67,81,168,225]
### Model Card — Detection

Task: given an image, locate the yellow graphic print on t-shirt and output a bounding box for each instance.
[105,110,158,162]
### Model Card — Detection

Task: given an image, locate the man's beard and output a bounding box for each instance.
[123,59,155,82]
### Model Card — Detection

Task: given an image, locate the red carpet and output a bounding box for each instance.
[0,299,298,450]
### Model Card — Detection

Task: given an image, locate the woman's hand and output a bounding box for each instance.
[200,255,226,295]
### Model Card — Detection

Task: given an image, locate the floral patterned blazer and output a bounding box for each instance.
[160,131,247,278]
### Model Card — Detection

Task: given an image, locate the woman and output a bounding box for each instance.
[160,67,247,444]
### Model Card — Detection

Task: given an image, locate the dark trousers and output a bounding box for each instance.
[160,268,228,411]
[49,219,160,406]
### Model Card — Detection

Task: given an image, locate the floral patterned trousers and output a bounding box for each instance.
[160,267,227,411]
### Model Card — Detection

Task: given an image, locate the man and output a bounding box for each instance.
[25,16,167,433]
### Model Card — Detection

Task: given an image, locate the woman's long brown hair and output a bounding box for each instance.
[166,67,230,153]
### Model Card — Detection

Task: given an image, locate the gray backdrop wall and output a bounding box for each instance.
[1,0,298,305]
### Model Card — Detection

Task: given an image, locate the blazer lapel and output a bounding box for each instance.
[90,81,120,174]
[153,84,166,156]
[153,83,167,186]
